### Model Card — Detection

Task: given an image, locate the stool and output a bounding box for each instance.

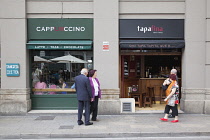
[133,95,141,107]
[148,87,156,104]
[143,89,152,108]
[160,87,166,104]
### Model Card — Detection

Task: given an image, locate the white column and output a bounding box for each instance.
[0,0,31,114]
[181,0,206,113]
[93,0,120,114]
[93,0,119,89]
[205,0,210,114]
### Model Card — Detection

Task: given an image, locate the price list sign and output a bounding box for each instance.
[6,63,20,77]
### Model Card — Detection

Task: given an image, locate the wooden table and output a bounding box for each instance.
[129,92,145,108]
[32,88,76,92]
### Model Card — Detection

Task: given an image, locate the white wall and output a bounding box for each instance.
[119,1,185,19]
[206,0,210,88]
[93,0,119,89]
[0,0,28,89]
[182,0,206,88]
[180,0,207,114]
[27,1,93,18]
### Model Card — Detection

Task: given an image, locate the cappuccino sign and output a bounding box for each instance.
[36,26,86,32]
[28,18,93,40]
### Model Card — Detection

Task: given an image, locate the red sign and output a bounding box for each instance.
[103,41,109,51]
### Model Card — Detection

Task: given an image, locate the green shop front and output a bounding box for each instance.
[27,18,93,110]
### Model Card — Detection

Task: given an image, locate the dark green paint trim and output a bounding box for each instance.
[27,40,92,50]
[31,94,78,110]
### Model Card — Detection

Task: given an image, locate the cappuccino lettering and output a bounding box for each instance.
[36,26,85,32]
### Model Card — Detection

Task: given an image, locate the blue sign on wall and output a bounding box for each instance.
[6,63,20,77]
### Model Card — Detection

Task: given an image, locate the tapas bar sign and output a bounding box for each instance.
[120,19,184,39]
[6,63,20,77]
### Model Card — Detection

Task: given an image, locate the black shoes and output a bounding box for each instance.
[91,118,97,121]
[85,122,93,126]
[77,120,84,125]
[78,120,93,126]
[168,114,175,118]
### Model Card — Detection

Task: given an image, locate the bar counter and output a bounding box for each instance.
[139,78,181,101]
[139,78,166,80]
[139,78,165,101]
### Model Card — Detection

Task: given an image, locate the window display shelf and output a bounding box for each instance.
[32,88,75,92]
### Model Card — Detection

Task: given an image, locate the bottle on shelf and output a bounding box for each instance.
[149,73,152,78]
[124,60,129,76]
[145,70,148,78]
[145,69,150,78]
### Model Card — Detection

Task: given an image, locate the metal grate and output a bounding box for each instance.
[59,125,74,129]
[35,116,55,120]
[122,102,132,112]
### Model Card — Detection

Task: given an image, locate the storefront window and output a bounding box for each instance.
[31,50,93,95]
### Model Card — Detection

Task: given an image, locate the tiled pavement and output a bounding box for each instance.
[0,113,210,139]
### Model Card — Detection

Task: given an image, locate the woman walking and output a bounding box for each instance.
[160,74,179,123]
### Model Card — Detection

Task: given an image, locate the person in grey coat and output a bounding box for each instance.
[75,68,93,126]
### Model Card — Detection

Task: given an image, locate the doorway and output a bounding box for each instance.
[120,51,182,111]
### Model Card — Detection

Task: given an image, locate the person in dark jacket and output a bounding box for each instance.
[75,68,93,126]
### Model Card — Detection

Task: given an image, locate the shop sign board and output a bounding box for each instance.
[28,18,93,40]
[120,19,184,39]
[6,63,20,77]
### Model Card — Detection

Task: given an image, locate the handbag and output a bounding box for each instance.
[167,95,176,106]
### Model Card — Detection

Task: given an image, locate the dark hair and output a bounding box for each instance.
[169,74,176,81]
[59,78,65,84]
[88,70,97,77]
[40,75,44,83]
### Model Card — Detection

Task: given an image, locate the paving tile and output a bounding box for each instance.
[0,114,210,139]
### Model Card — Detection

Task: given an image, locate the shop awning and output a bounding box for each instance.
[27,40,92,50]
[120,40,185,49]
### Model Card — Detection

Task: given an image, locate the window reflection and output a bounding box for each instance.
[31,50,93,95]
